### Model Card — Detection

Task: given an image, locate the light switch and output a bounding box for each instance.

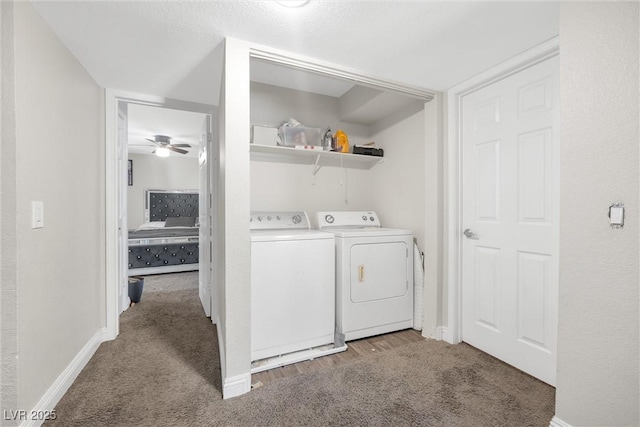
[32,201,44,229]
[609,203,624,229]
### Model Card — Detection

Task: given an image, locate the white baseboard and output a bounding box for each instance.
[222,372,252,399]
[21,327,107,427]
[549,416,572,427]
[437,326,462,345]
[437,326,450,342]
[103,323,118,342]
[215,321,226,385]
[214,321,251,399]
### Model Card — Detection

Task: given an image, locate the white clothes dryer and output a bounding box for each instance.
[317,211,414,342]
[250,211,346,372]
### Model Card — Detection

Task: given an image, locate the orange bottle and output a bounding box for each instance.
[334,129,350,153]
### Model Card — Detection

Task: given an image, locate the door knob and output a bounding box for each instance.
[463,228,479,240]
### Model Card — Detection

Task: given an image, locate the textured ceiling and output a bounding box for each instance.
[31,1,559,105]
[30,1,558,156]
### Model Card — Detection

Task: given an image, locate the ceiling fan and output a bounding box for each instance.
[144,135,191,155]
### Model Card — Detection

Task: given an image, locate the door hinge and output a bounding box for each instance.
[207,132,213,144]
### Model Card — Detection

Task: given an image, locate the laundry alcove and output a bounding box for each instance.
[215,38,442,399]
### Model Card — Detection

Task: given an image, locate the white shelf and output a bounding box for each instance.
[249,144,382,170]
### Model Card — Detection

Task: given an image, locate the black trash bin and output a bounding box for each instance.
[128,276,144,303]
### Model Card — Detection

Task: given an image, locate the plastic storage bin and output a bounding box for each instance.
[279,126,322,147]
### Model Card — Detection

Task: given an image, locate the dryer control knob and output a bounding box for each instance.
[292,214,302,224]
[267,216,272,221]
[325,214,334,224]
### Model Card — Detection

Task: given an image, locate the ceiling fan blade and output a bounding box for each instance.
[145,138,158,144]
[168,146,188,155]
[171,143,191,148]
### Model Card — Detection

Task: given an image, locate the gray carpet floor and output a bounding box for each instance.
[136,271,199,293]
[47,280,555,426]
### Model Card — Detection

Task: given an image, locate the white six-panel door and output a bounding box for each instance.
[461,56,559,385]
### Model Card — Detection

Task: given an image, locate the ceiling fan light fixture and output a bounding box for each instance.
[154,135,171,144]
[156,147,170,157]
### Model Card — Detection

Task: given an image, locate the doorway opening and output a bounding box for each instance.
[126,104,207,311]
[105,90,216,339]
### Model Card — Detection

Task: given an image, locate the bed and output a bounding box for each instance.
[128,190,200,276]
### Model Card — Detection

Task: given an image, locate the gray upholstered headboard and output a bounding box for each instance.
[145,190,199,222]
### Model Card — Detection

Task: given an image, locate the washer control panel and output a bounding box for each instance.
[250,211,310,230]
[317,211,380,229]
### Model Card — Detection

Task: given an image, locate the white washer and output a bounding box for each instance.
[317,211,414,341]
[250,211,346,372]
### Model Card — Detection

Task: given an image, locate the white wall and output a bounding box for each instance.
[250,82,373,218]
[216,38,252,397]
[368,109,426,247]
[1,0,19,416]
[250,160,371,216]
[556,2,639,426]
[250,82,433,232]
[12,1,104,415]
[424,95,444,337]
[250,82,371,145]
[126,153,199,229]
[368,95,443,337]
